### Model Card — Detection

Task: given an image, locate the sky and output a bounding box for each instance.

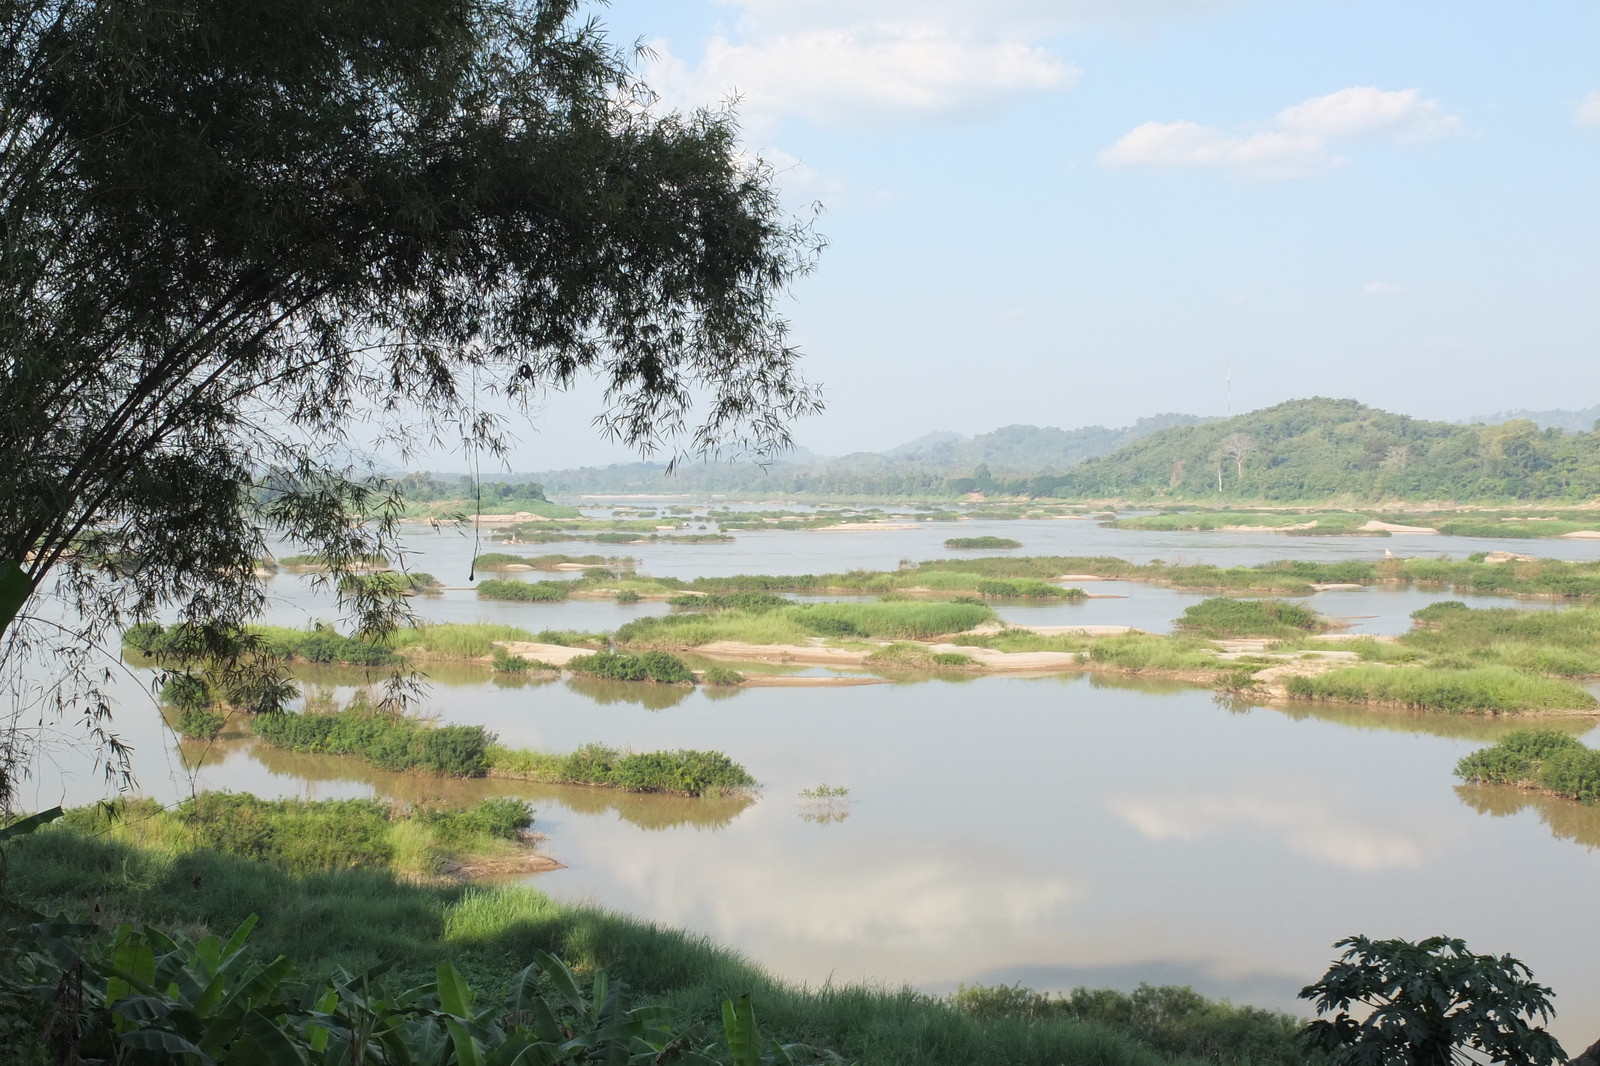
[416,0,1600,471]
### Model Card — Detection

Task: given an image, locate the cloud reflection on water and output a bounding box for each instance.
[1108,779,1453,870]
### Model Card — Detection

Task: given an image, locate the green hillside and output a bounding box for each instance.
[1015,398,1600,503]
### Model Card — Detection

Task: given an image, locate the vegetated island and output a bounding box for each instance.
[946,536,1022,549]
[127,548,1600,714]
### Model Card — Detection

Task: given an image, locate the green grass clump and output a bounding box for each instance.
[700,665,745,685]
[668,591,793,611]
[789,601,993,639]
[1456,730,1600,803]
[277,553,390,569]
[616,601,992,647]
[531,629,609,647]
[568,650,694,683]
[1399,602,1600,676]
[127,621,400,667]
[254,624,400,665]
[490,646,555,673]
[1176,598,1323,638]
[390,623,537,659]
[946,536,1022,549]
[476,578,571,601]
[52,794,532,877]
[487,742,755,796]
[950,982,1307,1066]
[253,707,493,776]
[472,552,538,569]
[176,706,226,739]
[1284,665,1596,713]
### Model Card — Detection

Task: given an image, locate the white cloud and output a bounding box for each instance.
[648,28,1077,128]
[1100,121,1328,180]
[1363,280,1401,296]
[1101,87,1462,180]
[1277,87,1461,143]
[1577,90,1600,127]
[1108,780,1452,871]
[642,0,1251,128]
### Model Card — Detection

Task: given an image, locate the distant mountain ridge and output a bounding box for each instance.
[1469,405,1600,433]
[416,400,1600,502]
[503,414,1212,495]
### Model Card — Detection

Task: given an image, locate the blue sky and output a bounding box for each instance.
[454,0,1600,470]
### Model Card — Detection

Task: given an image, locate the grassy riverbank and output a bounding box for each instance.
[50,793,534,878]
[3,815,1312,1066]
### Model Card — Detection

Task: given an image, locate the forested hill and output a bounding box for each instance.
[1018,397,1600,502]
[524,415,1208,496]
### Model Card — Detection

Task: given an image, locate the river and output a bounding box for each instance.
[19,508,1600,1044]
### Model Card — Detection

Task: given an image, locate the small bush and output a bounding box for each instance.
[490,646,554,673]
[946,536,1022,549]
[615,588,641,604]
[1177,597,1322,637]
[252,708,492,777]
[668,591,792,611]
[568,650,693,683]
[160,672,213,709]
[701,665,745,685]
[476,578,570,602]
[177,707,225,739]
[1456,729,1600,804]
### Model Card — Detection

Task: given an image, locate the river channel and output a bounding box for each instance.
[23,508,1600,1044]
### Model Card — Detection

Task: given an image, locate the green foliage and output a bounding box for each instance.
[490,646,556,673]
[3,815,1331,1066]
[531,629,610,648]
[701,665,745,685]
[1299,935,1563,1066]
[568,650,694,683]
[488,742,757,796]
[392,623,539,659]
[617,600,994,647]
[176,707,226,740]
[669,591,794,611]
[1177,598,1323,638]
[952,982,1308,1066]
[0,909,809,1066]
[945,536,1022,549]
[472,552,540,569]
[476,578,572,602]
[615,588,642,604]
[1284,666,1595,714]
[252,707,493,777]
[1456,730,1600,802]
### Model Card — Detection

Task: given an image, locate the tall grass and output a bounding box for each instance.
[391,622,538,659]
[476,578,571,601]
[55,794,531,877]
[5,826,1292,1066]
[250,705,755,796]
[1456,730,1600,803]
[1284,665,1596,713]
[616,601,994,646]
[487,742,755,796]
